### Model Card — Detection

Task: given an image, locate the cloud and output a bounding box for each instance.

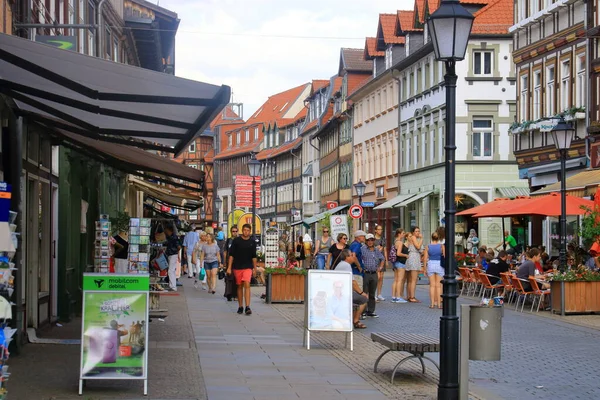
[158,0,414,117]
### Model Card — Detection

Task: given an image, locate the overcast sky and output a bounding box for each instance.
[158,0,413,119]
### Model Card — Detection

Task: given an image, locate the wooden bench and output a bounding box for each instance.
[371,332,440,383]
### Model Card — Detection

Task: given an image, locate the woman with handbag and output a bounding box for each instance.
[327,233,349,270]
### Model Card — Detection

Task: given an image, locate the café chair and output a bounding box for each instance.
[511,276,533,312]
[528,276,551,312]
[499,272,516,304]
[478,273,504,299]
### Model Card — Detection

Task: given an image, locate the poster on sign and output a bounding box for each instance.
[330,215,348,239]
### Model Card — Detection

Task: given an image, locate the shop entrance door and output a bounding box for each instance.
[26,176,40,328]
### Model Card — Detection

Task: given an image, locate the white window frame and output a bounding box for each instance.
[561,60,571,111]
[472,118,493,159]
[303,176,314,203]
[533,70,542,121]
[520,74,529,121]
[228,134,232,147]
[385,46,393,69]
[376,186,385,198]
[473,50,493,76]
[576,54,585,108]
[546,65,555,116]
[254,127,259,141]
[188,141,196,153]
[236,131,241,146]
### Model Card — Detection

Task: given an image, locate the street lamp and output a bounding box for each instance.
[291,206,299,243]
[551,116,575,272]
[248,154,261,244]
[427,2,474,399]
[214,196,222,225]
[354,180,366,229]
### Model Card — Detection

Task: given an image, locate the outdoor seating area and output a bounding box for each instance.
[457,266,554,313]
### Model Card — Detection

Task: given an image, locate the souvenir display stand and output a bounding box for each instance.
[147,219,174,319]
[264,227,279,268]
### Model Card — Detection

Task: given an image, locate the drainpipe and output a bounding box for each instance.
[96,0,108,58]
[392,70,404,225]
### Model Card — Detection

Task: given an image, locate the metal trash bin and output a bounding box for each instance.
[468,305,503,361]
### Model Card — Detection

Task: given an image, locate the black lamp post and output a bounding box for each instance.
[427,2,474,399]
[551,116,575,272]
[354,179,366,229]
[291,206,299,243]
[248,154,261,244]
[214,196,222,225]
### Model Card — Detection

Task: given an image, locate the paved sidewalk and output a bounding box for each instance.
[185,278,392,400]
[8,289,205,400]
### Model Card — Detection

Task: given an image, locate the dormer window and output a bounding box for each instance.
[385,45,393,69]
[236,131,241,146]
[228,134,232,147]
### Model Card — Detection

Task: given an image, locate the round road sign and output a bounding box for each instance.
[349,204,363,219]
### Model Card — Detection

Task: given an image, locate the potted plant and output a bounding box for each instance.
[550,266,600,314]
[264,259,307,304]
[455,252,476,266]
[256,250,265,268]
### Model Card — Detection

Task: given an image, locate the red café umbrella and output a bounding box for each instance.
[471,197,534,218]
[456,198,512,217]
[482,193,593,217]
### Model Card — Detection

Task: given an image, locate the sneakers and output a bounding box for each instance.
[245,306,252,315]
[376,295,386,301]
[237,307,244,314]
[188,275,194,279]
[366,312,379,318]
[396,297,408,303]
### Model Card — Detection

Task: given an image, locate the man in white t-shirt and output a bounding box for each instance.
[335,249,368,329]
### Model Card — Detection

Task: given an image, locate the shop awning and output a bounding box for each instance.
[291,205,350,227]
[47,127,204,189]
[395,191,433,208]
[495,186,530,199]
[130,177,201,210]
[0,32,230,156]
[532,168,600,197]
[373,193,416,210]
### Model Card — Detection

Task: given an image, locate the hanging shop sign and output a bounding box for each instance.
[79,273,150,396]
[329,215,348,238]
[35,35,77,51]
[234,175,261,208]
[0,182,11,222]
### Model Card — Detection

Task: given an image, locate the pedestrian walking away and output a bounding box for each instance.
[164,224,182,292]
[405,226,423,303]
[182,225,200,278]
[223,227,239,301]
[391,228,408,303]
[227,223,257,315]
[373,225,387,301]
[423,231,445,309]
[360,234,385,318]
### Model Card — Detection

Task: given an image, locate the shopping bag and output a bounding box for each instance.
[199,266,206,281]
[218,268,225,280]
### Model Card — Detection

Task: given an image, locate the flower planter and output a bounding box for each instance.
[551,281,600,315]
[265,273,305,304]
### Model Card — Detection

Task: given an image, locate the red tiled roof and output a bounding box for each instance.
[339,48,372,74]
[332,76,343,94]
[302,118,319,134]
[256,147,276,161]
[460,0,489,4]
[267,137,303,159]
[209,106,244,130]
[347,74,371,96]
[214,141,261,160]
[312,79,330,93]
[415,0,427,23]
[377,13,406,51]
[364,37,384,60]
[396,10,423,34]
[471,0,513,35]
[246,83,309,126]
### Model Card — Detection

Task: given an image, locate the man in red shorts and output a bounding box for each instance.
[226,223,257,315]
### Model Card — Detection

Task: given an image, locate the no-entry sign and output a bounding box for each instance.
[349,204,363,219]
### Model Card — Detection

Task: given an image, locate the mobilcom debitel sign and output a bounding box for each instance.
[83,273,149,291]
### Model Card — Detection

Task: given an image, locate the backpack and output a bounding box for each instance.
[388,244,397,263]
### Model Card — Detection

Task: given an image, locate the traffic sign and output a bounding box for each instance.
[361,202,375,207]
[349,204,363,219]
[326,201,338,210]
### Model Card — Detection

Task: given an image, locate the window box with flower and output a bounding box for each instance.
[264,257,306,304]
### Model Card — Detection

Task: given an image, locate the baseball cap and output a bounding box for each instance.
[354,230,367,237]
[365,234,375,240]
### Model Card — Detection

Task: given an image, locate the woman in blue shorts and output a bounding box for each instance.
[423,231,445,309]
[391,229,409,303]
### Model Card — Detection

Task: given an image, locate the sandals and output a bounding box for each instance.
[429,305,435,309]
[354,321,367,329]
[408,298,421,303]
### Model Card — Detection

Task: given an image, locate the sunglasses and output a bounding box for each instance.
[341,237,348,240]
[323,230,329,233]
[231,231,238,233]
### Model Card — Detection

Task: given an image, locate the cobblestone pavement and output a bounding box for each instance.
[285,271,599,400]
[8,288,205,400]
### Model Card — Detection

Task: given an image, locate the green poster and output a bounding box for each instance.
[80,292,148,379]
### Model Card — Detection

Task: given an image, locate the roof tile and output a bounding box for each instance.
[209,105,244,130]
[377,13,406,51]
[471,0,513,35]
[340,48,372,73]
[396,10,423,34]
[364,37,384,60]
